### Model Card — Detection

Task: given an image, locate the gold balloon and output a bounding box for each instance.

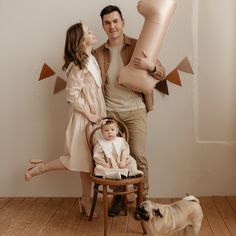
[118,0,177,94]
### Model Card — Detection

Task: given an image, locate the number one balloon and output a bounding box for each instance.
[118,0,177,94]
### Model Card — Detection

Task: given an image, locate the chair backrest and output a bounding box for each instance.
[85,117,129,157]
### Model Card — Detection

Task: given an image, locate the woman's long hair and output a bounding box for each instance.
[62,22,88,71]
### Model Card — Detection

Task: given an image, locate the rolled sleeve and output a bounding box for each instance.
[150,59,166,81]
[66,67,86,112]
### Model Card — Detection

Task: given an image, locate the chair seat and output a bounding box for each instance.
[91,174,144,197]
[91,174,144,186]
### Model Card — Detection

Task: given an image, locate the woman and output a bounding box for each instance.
[25,22,106,216]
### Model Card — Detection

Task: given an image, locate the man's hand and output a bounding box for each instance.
[132,50,155,72]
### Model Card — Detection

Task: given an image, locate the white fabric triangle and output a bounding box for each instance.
[86,55,102,87]
[111,137,124,158]
[98,137,124,160]
[98,138,113,159]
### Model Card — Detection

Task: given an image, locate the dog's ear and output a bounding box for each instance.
[153,208,163,218]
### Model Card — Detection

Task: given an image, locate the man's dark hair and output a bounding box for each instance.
[100,5,123,21]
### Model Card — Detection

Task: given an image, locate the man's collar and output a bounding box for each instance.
[123,34,133,46]
[104,34,132,50]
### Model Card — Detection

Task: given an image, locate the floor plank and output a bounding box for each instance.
[198,214,214,236]
[227,196,236,213]
[0,197,11,209]
[126,201,144,236]
[40,198,77,236]
[2,198,37,236]
[22,197,63,235]
[75,197,113,236]
[60,198,83,235]
[0,198,25,235]
[109,198,137,236]
[200,197,231,236]
[213,196,236,236]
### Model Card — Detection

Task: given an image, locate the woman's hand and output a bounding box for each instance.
[86,113,101,124]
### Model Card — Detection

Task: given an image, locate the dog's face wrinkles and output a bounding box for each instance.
[138,205,150,221]
[138,201,163,221]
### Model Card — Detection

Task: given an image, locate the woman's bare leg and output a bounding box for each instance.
[43,159,66,172]
[80,172,92,197]
[25,158,66,181]
[80,172,96,217]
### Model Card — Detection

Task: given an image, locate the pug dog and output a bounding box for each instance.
[138,195,203,236]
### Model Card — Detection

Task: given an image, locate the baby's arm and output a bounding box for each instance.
[93,143,111,168]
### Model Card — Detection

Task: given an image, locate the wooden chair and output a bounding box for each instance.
[85,117,146,236]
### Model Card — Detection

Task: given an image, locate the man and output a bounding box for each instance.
[94,5,165,218]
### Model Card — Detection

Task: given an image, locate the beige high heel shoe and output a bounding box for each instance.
[24,159,45,182]
[79,196,97,218]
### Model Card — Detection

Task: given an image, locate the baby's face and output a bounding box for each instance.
[101,123,119,141]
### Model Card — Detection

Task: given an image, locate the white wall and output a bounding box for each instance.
[0,0,235,197]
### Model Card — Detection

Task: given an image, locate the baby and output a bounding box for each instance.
[93,118,143,179]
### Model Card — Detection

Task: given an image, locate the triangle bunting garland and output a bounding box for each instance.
[155,56,194,95]
[39,56,193,96]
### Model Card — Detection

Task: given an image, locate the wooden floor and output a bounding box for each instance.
[0,196,235,235]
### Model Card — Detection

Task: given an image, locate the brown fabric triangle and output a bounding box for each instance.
[54,76,66,94]
[39,63,56,80]
[155,79,169,95]
[165,69,182,86]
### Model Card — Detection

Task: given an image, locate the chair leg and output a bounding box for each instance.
[123,185,128,215]
[89,184,99,221]
[103,185,108,236]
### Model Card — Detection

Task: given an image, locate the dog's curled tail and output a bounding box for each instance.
[183,195,200,203]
